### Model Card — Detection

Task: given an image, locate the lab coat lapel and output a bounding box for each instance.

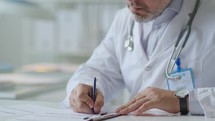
[133,22,149,62]
[149,0,197,62]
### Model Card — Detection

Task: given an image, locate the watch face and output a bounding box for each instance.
[176,89,189,98]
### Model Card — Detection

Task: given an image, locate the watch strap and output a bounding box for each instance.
[179,96,188,115]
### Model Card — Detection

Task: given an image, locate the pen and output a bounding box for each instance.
[83,112,108,120]
[91,77,97,114]
[88,113,122,121]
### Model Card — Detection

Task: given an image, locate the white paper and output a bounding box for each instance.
[0,104,112,121]
[0,104,180,121]
[9,111,93,121]
[0,104,54,117]
[0,106,23,117]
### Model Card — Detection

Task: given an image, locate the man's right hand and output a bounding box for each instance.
[69,83,104,114]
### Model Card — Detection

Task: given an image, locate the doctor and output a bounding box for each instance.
[63,0,215,118]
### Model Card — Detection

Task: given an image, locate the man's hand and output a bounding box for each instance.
[116,87,180,115]
[69,84,104,114]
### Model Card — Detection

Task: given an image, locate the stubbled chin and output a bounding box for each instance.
[131,13,152,23]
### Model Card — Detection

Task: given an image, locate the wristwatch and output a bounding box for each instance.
[175,88,189,115]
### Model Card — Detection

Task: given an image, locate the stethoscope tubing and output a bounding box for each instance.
[166,0,200,80]
[124,0,200,80]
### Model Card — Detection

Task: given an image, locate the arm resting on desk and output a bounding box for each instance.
[189,88,215,118]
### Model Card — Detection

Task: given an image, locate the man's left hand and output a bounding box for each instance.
[116,87,180,115]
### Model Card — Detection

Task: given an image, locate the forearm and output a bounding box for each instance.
[189,88,215,118]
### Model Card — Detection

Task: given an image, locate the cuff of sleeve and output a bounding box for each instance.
[198,88,215,118]
[189,89,204,115]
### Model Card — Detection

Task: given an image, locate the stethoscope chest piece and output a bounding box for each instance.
[124,35,134,52]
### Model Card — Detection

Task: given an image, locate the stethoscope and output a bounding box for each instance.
[124,20,135,51]
[124,0,200,80]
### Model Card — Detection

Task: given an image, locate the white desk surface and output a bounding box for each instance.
[0,99,213,121]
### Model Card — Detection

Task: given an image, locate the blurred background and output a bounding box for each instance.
[0,0,128,104]
[0,0,125,67]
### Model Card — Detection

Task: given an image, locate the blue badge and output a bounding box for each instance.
[166,58,195,91]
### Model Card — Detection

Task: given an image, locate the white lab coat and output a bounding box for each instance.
[64,0,215,118]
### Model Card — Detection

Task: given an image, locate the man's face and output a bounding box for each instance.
[127,0,171,23]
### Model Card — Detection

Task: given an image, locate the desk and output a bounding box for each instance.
[0,83,67,102]
[0,72,69,102]
[0,100,213,121]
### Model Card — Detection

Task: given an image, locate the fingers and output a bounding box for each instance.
[94,91,104,113]
[69,84,94,114]
[78,91,94,108]
[72,98,92,114]
[116,87,181,115]
[115,87,158,115]
[116,92,147,114]
[115,98,136,112]
[116,97,150,115]
[133,101,154,115]
[69,84,104,114]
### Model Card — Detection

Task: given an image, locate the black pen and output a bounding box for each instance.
[88,113,122,121]
[91,77,97,114]
[83,112,107,120]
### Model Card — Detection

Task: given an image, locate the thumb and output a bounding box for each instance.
[94,90,104,113]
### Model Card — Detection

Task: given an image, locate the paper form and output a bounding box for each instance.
[0,104,179,121]
[0,106,31,117]
[0,104,114,121]
[8,111,94,121]
[0,104,54,117]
